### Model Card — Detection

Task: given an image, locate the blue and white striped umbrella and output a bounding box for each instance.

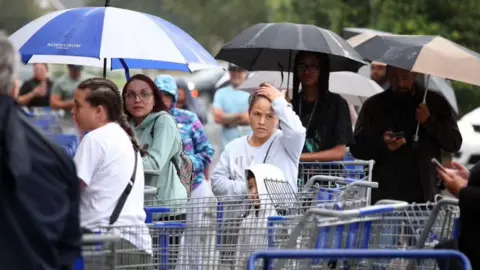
[9,7,220,72]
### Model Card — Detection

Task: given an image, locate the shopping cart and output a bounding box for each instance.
[247,249,472,270]
[47,134,79,157]
[406,197,460,270]
[74,234,122,270]
[271,198,460,269]
[75,222,187,270]
[297,160,375,190]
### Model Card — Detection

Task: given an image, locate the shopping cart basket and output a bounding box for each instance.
[297,160,375,187]
[76,222,187,270]
[247,249,472,270]
[272,198,460,269]
[74,234,121,270]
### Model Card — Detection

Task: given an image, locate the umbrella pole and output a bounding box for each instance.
[413,75,430,143]
[102,0,111,78]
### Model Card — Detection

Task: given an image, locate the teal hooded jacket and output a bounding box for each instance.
[134,111,187,210]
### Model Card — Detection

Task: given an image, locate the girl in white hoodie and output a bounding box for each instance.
[211,83,306,197]
[211,83,306,268]
[235,164,291,268]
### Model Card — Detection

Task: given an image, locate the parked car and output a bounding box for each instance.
[185,68,227,102]
[454,107,480,168]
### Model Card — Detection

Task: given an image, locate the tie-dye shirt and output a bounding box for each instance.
[170,108,214,190]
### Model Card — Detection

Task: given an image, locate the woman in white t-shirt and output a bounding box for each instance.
[72,78,152,269]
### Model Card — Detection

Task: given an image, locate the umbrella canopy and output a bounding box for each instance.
[357,64,459,113]
[349,33,480,87]
[238,71,382,106]
[9,7,219,72]
[216,23,366,72]
[342,27,390,39]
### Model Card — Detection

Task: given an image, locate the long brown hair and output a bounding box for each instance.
[77,78,144,155]
[122,74,167,120]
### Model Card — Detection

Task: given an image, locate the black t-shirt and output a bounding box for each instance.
[294,92,354,153]
[19,78,53,108]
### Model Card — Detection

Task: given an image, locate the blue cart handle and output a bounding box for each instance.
[247,249,472,270]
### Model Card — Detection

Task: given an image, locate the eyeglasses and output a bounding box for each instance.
[297,64,320,73]
[125,92,153,101]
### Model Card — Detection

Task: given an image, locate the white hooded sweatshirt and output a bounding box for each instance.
[211,97,306,198]
[235,164,291,268]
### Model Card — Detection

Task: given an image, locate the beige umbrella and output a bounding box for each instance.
[348,33,480,142]
[348,33,480,87]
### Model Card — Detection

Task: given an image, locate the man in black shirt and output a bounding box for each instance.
[17,63,53,109]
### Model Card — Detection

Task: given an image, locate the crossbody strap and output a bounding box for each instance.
[262,136,277,163]
[150,114,181,178]
[109,148,138,225]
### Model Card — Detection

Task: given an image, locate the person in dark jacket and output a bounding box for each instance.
[436,161,480,270]
[0,33,81,270]
[350,66,462,203]
[290,51,354,186]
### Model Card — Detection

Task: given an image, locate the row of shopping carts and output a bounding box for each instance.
[75,160,467,270]
[22,107,79,156]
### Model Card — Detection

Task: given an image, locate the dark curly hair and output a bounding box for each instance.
[77,77,144,155]
[122,74,167,120]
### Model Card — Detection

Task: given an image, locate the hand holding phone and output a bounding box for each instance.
[431,158,447,173]
[392,131,405,139]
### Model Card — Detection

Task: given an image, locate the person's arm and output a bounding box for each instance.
[142,114,179,172]
[272,97,306,161]
[17,82,37,106]
[349,97,388,161]
[212,89,249,126]
[189,115,215,174]
[50,83,74,110]
[212,108,249,126]
[210,147,248,196]
[421,95,462,153]
[300,98,352,162]
[73,134,104,187]
[349,105,358,127]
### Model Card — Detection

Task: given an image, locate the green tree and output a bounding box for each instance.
[0,0,43,34]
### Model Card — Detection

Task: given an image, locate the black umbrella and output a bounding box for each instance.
[216,23,366,72]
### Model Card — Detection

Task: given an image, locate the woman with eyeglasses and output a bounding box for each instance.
[123,74,187,267]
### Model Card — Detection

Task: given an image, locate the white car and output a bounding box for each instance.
[454,107,480,168]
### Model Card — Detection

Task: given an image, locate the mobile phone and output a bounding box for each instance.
[392,131,405,139]
[431,158,447,173]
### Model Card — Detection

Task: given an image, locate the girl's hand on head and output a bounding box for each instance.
[257,83,282,101]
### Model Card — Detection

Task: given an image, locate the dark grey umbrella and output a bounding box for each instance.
[216,23,366,72]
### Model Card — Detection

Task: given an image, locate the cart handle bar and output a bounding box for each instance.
[304,175,378,189]
[306,201,408,218]
[246,249,471,270]
[82,234,122,244]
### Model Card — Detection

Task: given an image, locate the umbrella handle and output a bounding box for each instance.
[413,76,430,143]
